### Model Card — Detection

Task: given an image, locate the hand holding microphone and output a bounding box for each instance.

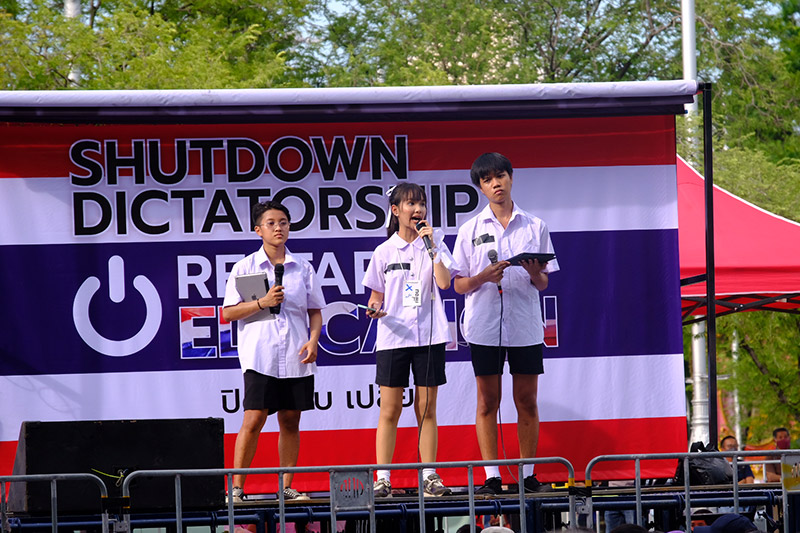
[269,263,284,313]
[415,220,436,259]
[485,249,509,294]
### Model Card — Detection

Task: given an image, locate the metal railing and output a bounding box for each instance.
[116,457,575,533]
[584,449,800,532]
[0,473,110,533]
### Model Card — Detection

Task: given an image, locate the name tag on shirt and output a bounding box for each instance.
[402,279,422,307]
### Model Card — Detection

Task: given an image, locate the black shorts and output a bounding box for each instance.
[242,371,315,414]
[375,343,447,388]
[469,343,544,376]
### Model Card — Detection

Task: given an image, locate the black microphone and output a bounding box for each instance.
[487,249,502,294]
[269,263,284,314]
[415,221,435,259]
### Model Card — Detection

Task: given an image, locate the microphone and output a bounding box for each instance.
[269,263,284,314]
[487,249,502,294]
[415,221,435,259]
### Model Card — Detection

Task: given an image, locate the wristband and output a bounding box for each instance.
[256,299,263,310]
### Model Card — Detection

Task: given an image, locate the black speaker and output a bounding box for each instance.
[9,418,225,514]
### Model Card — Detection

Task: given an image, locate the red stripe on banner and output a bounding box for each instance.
[0,116,674,178]
[0,440,17,475]
[0,417,685,493]
[221,416,687,494]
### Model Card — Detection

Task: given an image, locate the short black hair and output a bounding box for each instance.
[720,435,737,447]
[773,427,790,438]
[252,200,291,228]
[470,152,513,187]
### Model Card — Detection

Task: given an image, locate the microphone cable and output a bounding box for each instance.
[494,261,518,485]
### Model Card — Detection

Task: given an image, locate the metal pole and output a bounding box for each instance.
[174,474,183,532]
[467,467,476,533]
[732,329,742,446]
[634,460,642,526]
[518,464,526,532]
[681,0,698,112]
[64,0,82,85]
[690,320,710,445]
[417,469,426,533]
[50,479,58,533]
[701,82,718,449]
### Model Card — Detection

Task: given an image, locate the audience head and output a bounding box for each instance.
[693,513,758,532]
[720,435,739,451]
[773,427,791,449]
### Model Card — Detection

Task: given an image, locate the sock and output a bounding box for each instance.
[422,468,435,479]
[523,464,535,478]
[484,466,501,480]
[377,470,391,482]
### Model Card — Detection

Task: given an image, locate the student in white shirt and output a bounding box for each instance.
[362,183,458,498]
[453,153,559,495]
[222,200,325,503]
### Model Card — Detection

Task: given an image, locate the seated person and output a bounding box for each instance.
[765,427,791,482]
[720,435,754,484]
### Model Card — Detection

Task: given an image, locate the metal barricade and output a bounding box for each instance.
[0,473,110,533]
[584,449,800,532]
[119,456,576,533]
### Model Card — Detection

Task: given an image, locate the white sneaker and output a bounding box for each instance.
[226,486,245,504]
[282,487,310,500]
[423,473,452,496]
[373,478,392,498]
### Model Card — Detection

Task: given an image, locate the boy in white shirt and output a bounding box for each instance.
[453,153,559,494]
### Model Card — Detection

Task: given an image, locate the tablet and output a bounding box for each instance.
[235,272,268,302]
[234,272,273,322]
[506,252,556,266]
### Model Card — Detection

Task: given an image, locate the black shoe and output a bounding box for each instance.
[523,473,550,493]
[475,477,502,495]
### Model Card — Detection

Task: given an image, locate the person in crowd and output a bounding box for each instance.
[765,427,791,482]
[604,480,644,532]
[222,200,325,502]
[363,183,458,498]
[453,152,559,494]
[693,512,759,532]
[720,435,755,484]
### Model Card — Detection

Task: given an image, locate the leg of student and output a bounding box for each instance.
[415,386,439,463]
[512,374,540,458]
[376,386,405,464]
[277,409,302,487]
[233,408,269,488]
[475,375,502,460]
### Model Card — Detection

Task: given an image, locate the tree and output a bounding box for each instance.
[0,0,318,89]
[305,0,683,87]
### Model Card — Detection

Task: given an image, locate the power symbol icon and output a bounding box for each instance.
[73,255,162,357]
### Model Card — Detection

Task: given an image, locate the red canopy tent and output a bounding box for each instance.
[678,155,800,323]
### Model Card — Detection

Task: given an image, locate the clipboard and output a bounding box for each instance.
[234,272,273,322]
[506,252,556,266]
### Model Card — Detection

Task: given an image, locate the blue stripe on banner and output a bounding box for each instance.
[0,230,680,377]
[547,228,683,359]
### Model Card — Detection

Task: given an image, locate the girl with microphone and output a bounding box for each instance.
[362,183,458,498]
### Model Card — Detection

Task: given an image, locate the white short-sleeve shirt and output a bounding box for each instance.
[223,245,326,378]
[362,229,458,351]
[453,204,559,347]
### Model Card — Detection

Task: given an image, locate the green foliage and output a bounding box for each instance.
[306,0,683,87]
[715,313,800,441]
[692,0,800,161]
[0,0,314,89]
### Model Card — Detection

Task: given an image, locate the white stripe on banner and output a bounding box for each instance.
[0,165,676,246]
[0,355,685,442]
